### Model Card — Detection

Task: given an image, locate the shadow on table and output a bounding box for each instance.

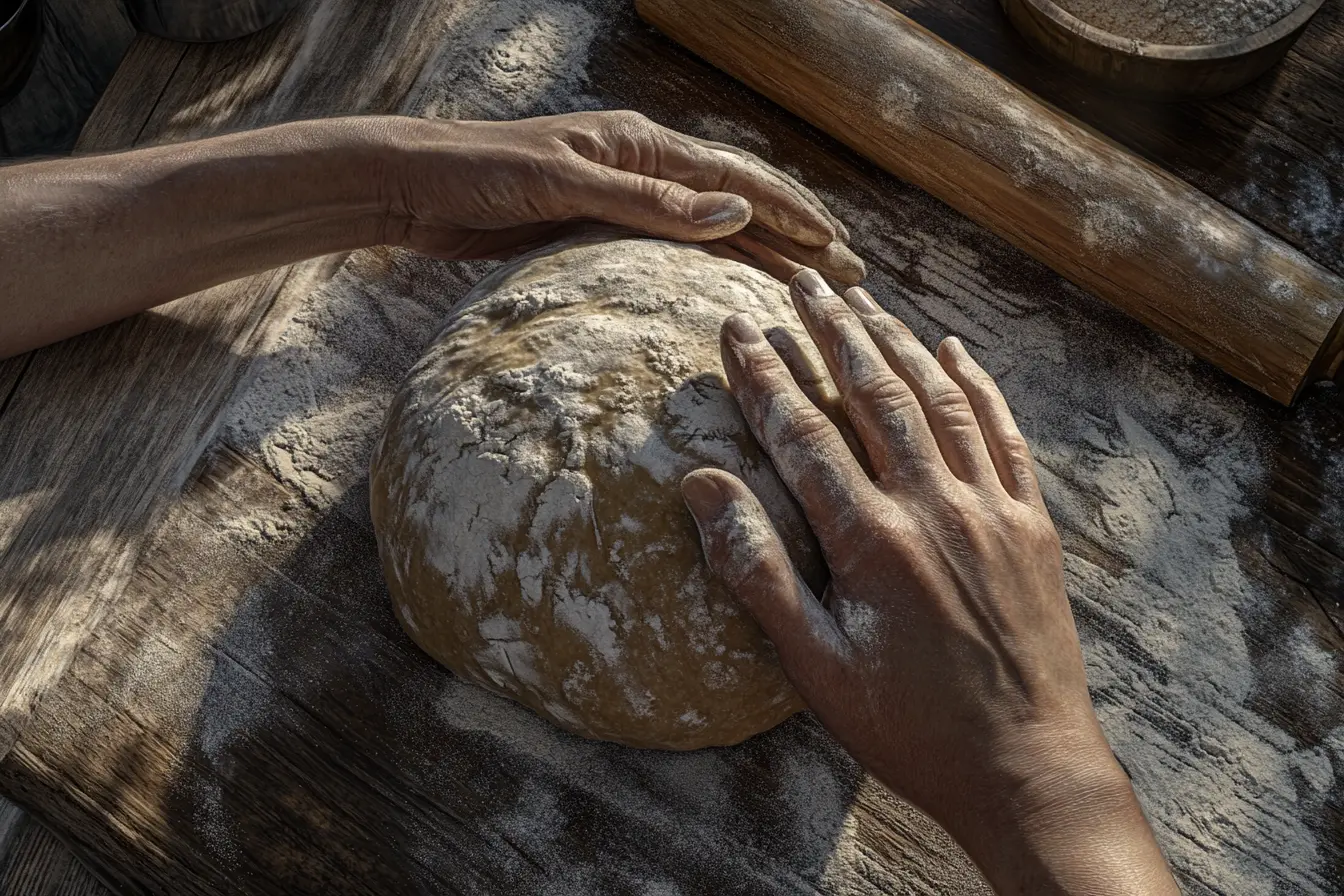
[144,485,968,894]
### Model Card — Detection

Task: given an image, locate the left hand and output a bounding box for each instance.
[377,112,864,285]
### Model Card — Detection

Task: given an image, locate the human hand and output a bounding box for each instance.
[681,270,1179,894]
[378,112,863,285]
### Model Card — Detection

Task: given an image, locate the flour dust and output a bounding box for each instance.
[205,0,1343,891]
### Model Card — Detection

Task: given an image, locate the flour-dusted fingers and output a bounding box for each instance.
[568,160,752,242]
[561,111,836,248]
[937,337,1045,508]
[703,240,761,270]
[663,136,837,248]
[681,469,850,695]
[715,231,804,283]
[745,223,866,287]
[719,312,874,550]
[841,287,998,488]
[789,270,947,486]
[687,136,852,244]
[765,326,871,476]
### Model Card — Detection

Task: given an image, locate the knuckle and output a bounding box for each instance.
[774,405,838,451]
[610,109,654,136]
[850,370,918,412]
[925,384,978,427]
[1001,434,1037,469]
[735,339,789,380]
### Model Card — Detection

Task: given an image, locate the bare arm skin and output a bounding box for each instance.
[682,269,1181,895]
[0,112,862,358]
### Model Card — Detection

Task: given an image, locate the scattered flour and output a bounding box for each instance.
[194,0,1343,891]
[1055,0,1304,44]
[818,184,1344,894]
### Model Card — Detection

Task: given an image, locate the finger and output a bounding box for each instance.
[938,337,1045,507]
[720,312,874,552]
[789,270,947,487]
[764,326,871,475]
[687,136,852,244]
[569,160,752,242]
[717,231,804,283]
[681,469,849,693]
[841,287,998,487]
[664,138,837,248]
[764,326,837,411]
[703,241,761,270]
[744,224,866,287]
[564,111,836,248]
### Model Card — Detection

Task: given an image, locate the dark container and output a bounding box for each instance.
[0,0,43,106]
[123,0,301,43]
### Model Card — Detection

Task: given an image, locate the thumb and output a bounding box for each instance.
[573,160,752,241]
[681,469,847,693]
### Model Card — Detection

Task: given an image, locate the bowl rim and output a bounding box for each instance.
[1014,0,1328,59]
[0,0,38,36]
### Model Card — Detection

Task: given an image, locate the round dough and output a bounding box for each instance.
[370,233,825,750]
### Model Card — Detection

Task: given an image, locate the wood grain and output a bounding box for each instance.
[1,443,990,894]
[0,0,1341,893]
[637,0,1344,405]
[0,797,111,896]
[0,0,463,763]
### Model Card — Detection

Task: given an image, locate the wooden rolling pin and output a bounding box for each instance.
[637,0,1344,405]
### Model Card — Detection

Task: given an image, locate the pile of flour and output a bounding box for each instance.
[1054,0,1304,44]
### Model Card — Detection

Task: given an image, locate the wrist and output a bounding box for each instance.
[365,115,469,247]
[279,116,411,250]
[942,729,1179,895]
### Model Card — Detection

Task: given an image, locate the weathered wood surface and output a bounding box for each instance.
[639,0,1344,404]
[0,0,135,158]
[0,0,451,766]
[0,796,110,896]
[0,0,1340,893]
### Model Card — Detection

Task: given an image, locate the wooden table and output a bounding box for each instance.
[1,0,1341,893]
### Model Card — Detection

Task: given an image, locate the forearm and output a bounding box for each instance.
[0,117,400,357]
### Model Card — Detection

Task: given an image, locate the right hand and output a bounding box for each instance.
[681,269,1179,895]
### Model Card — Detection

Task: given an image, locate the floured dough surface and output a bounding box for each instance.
[369,234,826,750]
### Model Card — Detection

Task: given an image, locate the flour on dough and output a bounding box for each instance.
[370,233,827,750]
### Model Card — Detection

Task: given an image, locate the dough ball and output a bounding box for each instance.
[370,234,826,750]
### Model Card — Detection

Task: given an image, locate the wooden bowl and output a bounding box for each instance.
[0,0,44,107]
[1001,0,1327,101]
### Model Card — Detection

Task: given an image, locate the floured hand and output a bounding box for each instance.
[380,112,864,285]
[681,269,1180,896]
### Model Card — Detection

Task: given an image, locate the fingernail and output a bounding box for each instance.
[681,472,726,518]
[692,192,751,227]
[724,313,765,344]
[829,243,867,285]
[793,268,833,298]
[843,287,881,315]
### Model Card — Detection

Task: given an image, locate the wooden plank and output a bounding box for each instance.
[9,87,1344,890]
[73,36,189,154]
[0,798,111,896]
[0,0,465,765]
[1,444,989,895]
